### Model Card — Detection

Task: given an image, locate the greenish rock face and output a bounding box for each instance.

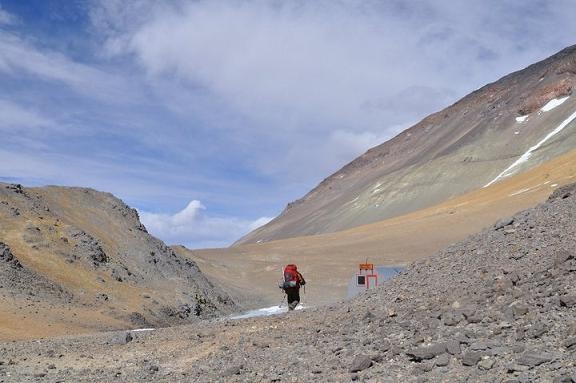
[237,46,576,245]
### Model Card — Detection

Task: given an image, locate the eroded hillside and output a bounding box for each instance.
[0,183,235,340]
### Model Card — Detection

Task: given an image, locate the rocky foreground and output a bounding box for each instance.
[1,184,576,382]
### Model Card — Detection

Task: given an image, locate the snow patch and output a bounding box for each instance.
[485,108,576,187]
[230,305,305,319]
[541,96,569,112]
[516,115,528,123]
[344,196,360,205]
[509,188,531,196]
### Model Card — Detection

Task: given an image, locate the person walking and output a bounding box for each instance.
[281,264,306,310]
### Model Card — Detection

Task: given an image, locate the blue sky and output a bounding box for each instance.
[1,0,575,248]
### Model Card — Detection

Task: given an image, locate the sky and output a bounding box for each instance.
[1,0,575,248]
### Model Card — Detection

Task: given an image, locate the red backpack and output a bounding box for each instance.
[283,264,299,288]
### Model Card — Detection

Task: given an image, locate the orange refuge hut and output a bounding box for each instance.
[356,263,378,289]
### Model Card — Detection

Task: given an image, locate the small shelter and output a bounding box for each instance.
[355,262,378,289]
[348,263,404,298]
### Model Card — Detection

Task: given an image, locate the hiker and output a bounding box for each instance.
[280,264,306,310]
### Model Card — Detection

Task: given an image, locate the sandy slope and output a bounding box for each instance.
[184,149,576,307]
[0,185,235,341]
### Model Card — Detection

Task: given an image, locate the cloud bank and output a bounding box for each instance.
[1,0,575,247]
[139,200,272,248]
[90,0,576,180]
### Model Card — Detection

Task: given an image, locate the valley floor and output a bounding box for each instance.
[1,184,575,382]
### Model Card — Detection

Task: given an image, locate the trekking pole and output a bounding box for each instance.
[278,291,286,308]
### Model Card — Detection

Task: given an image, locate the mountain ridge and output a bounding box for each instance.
[0,183,236,340]
[237,44,576,245]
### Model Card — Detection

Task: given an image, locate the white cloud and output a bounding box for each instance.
[89,0,576,182]
[2,0,576,249]
[94,1,576,132]
[0,32,140,103]
[0,100,56,131]
[139,200,273,248]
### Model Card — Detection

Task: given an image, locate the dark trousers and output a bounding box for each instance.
[286,287,300,310]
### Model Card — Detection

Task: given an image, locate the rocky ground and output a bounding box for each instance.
[1,183,575,382]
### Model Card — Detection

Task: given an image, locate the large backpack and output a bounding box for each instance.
[282,264,299,289]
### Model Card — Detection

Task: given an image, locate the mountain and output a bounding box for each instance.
[186,148,576,306]
[0,183,235,340]
[3,183,575,382]
[237,45,576,245]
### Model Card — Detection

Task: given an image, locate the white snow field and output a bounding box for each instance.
[541,96,569,112]
[485,106,576,187]
[230,304,305,320]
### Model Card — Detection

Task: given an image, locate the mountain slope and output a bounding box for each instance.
[0,183,236,340]
[187,148,576,306]
[238,44,576,245]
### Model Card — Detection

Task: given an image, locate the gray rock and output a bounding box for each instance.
[517,351,554,367]
[560,295,576,308]
[554,250,574,266]
[512,303,530,318]
[495,218,514,230]
[461,352,482,366]
[494,278,513,293]
[406,344,446,361]
[379,340,391,352]
[149,365,159,373]
[110,332,133,345]
[435,354,450,367]
[349,355,372,373]
[442,312,462,326]
[478,358,495,370]
[470,342,489,351]
[528,322,548,338]
[445,340,461,355]
[509,272,521,285]
[512,344,526,353]
[465,313,483,323]
[507,364,530,373]
[223,365,243,377]
[563,337,576,350]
